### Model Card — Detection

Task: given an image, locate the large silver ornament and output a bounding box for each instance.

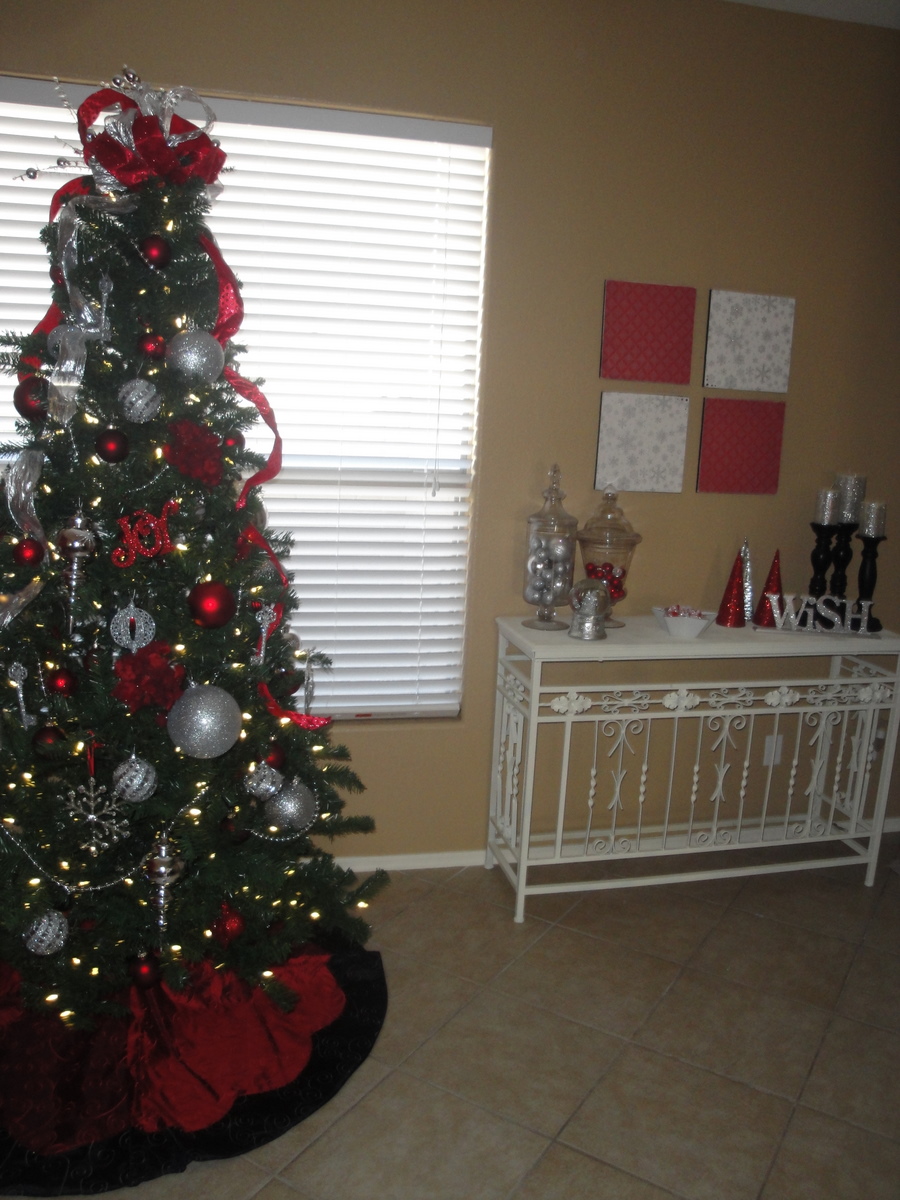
[167,684,243,758]
[24,910,68,956]
[112,753,158,803]
[165,330,224,384]
[110,599,156,651]
[119,378,161,423]
[264,779,318,833]
[245,762,283,800]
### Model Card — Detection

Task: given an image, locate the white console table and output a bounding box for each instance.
[487,616,900,920]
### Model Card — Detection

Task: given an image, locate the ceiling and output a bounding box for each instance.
[721,0,900,28]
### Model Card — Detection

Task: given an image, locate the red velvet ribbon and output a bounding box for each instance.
[16,179,93,380]
[76,89,225,188]
[49,175,94,221]
[258,682,332,731]
[237,524,290,587]
[224,367,284,509]
[198,233,244,344]
[18,303,64,380]
[197,232,283,509]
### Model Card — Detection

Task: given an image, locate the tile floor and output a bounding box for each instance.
[90,839,900,1200]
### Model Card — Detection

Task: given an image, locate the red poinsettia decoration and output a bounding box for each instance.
[112,641,186,713]
[162,420,223,487]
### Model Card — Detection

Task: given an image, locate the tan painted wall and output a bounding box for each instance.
[2,0,898,853]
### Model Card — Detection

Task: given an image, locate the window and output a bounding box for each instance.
[0,76,491,717]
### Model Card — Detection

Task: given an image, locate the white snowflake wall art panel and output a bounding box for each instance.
[594,392,689,493]
[704,290,796,392]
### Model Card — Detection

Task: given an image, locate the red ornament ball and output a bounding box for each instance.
[49,265,65,287]
[137,332,167,360]
[13,537,45,568]
[188,581,237,628]
[138,235,172,268]
[223,430,245,454]
[212,902,245,945]
[219,815,252,844]
[46,667,78,697]
[95,428,130,463]
[280,670,304,696]
[32,725,66,752]
[13,376,47,423]
[129,954,161,988]
[264,742,287,769]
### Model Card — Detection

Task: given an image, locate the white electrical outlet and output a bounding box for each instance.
[763,735,783,767]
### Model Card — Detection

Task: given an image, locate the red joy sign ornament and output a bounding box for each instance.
[111,500,180,568]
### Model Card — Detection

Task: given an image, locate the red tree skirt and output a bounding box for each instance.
[0,945,387,1196]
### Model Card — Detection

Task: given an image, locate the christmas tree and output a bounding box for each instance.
[0,72,387,1032]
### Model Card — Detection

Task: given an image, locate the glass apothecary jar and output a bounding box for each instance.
[523,465,578,630]
[576,486,641,628]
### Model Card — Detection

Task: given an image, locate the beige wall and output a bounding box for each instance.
[2,0,898,853]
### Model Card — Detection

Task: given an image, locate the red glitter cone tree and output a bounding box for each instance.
[716,553,747,628]
[752,550,784,628]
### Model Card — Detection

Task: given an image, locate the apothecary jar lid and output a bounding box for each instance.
[577,486,642,552]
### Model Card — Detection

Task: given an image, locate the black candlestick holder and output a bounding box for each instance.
[829,522,858,600]
[809,522,837,598]
[855,534,886,633]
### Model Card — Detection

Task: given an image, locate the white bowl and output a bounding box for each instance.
[652,607,716,639]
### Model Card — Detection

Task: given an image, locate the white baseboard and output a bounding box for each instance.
[337,849,486,873]
[339,818,900,873]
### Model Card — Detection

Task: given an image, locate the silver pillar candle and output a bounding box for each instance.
[859,501,886,539]
[814,488,840,525]
[834,474,866,524]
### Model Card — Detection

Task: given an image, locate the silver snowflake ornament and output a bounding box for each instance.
[65,778,130,857]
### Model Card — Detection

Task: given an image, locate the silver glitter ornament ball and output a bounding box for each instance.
[119,378,161,423]
[24,910,68,956]
[264,779,319,833]
[112,753,158,803]
[245,762,283,801]
[167,684,243,759]
[165,330,225,384]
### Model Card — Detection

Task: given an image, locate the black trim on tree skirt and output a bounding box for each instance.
[0,946,387,1196]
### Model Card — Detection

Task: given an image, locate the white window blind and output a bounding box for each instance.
[0,77,491,718]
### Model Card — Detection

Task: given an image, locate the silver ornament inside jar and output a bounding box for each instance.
[523,464,578,630]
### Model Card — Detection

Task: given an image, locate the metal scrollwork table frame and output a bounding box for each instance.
[487,616,900,921]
